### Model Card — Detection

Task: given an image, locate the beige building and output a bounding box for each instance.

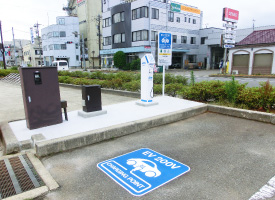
[23,38,43,67]
[66,0,102,68]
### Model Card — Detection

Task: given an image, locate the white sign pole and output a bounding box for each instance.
[162,65,165,96]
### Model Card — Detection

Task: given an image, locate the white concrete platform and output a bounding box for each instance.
[9,96,204,142]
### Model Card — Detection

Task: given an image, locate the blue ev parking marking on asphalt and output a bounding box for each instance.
[97,148,190,196]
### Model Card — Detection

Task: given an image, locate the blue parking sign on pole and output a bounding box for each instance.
[158,32,172,66]
[97,148,190,196]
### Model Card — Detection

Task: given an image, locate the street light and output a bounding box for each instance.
[72,31,86,71]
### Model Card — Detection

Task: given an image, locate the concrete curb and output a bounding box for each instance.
[35,105,207,157]
[0,121,20,155]
[59,83,140,98]
[208,105,275,124]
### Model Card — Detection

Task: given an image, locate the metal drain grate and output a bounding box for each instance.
[0,154,45,199]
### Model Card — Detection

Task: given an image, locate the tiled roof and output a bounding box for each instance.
[237,29,275,46]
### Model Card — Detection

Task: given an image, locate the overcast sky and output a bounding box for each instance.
[1,0,275,42]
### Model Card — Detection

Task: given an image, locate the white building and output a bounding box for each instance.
[100,0,203,68]
[42,16,81,68]
[100,0,275,72]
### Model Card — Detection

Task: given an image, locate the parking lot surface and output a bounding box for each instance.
[38,113,275,200]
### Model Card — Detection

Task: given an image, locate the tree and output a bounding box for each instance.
[113,51,126,69]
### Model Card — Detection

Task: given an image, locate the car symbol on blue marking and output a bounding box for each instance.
[127,159,161,178]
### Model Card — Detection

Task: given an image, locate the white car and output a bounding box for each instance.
[52,60,69,71]
[127,158,161,178]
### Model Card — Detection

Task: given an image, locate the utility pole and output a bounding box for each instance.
[34,22,42,66]
[82,33,86,71]
[0,20,7,69]
[253,19,256,31]
[95,15,102,68]
[12,27,17,66]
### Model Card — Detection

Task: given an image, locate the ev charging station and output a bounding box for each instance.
[136,54,158,107]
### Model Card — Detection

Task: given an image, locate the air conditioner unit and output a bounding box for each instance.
[232,70,238,75]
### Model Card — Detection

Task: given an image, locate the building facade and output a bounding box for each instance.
[41,16,81,67]
[228,29,275,75]
[100,0,203,68]
[66,0,102,68]
[22,38,43,67]
[3,39,30,66]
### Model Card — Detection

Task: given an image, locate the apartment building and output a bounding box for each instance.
[41,16,81,67]
[100,0,203,68]
[22,38,43,67]
[66,0,102,68]
[4,39,30,66]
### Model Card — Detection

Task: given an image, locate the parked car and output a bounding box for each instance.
[51,60,69,71]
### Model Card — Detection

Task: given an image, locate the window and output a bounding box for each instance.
[191,37,196,44]
[181,36,187,44]
[103,37,112,45]
[42,34,46,40]
[168,11,174,22]
[176,17,180,23]
[49,45,53,50]
[173,35,177,43]
[35,50,41,55]
[151,31,157,41]
[113,12,125,24]
[54,44,61,50]
[184,17,187,22]
[61,44,67,50]
[132,30,148,42]
[53,31,59,37]
[201,37,207,45]
[193,19,196,24]
[188,18,191,23]
[60,31,66,37]
[43,46,47,51]
[103,18,111,27]
[113,33,125,44]
[58,18,65,25]
[75,43,79,49]
[132,7,148,20]
[47,32,52,39]
[188,55,197,63]
[76,55,79,61]
[151,8,159,19]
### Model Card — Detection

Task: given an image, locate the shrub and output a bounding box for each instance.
[121,80,140,92]
[236,87,261,109]
[0,69,19,77]
[115,72,134,82]
[165,83,184,97]
[90,71,106,80]
[258,80,274,111]
[179,81,226,102]
[190,70,195,86]
[130,58,141,71]
[224,76,238,103]
[153,84,162,94]
[113,51,126,69]
[123,63,130,71]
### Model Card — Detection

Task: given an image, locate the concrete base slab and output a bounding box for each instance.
[135,100,159,107]
[78,110,107,118]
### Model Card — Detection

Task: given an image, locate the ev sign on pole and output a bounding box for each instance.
[97,148,190,196]
[158,32,172,96]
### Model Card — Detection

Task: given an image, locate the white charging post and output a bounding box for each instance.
[136,54,158,107]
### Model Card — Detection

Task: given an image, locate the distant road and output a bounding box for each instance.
[167,69,275,87]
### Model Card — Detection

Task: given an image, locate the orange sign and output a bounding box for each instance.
[181,5,201,15]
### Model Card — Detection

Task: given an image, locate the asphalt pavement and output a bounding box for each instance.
[37,112,275,200]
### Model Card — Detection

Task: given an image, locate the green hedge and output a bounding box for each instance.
[0,69,19,77]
